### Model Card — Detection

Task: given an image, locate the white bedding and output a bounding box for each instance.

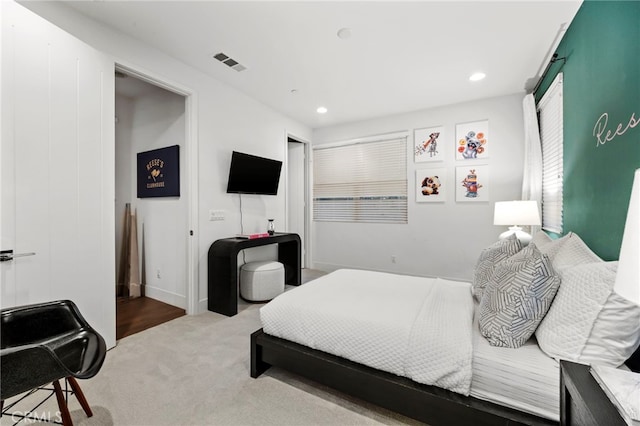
[260,269,475,395]
[471,305,560,421]
[260,268,563,421]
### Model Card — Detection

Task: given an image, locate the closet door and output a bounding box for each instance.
[1,1,116,347]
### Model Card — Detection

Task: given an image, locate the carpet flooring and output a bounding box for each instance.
[1,276,423,426]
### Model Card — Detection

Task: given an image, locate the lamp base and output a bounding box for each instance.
[499,226,533,246]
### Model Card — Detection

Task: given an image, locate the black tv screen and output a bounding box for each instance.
[226,151,282,195]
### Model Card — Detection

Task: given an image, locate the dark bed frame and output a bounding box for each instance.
[251,328,559,426]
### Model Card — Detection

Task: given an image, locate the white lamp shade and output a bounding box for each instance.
[494,200,541,226]
[613,169,640,304]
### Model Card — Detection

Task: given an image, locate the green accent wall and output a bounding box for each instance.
[535,0,640,260]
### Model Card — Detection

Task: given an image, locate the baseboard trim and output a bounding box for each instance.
[198,298,208,314]
[144,285,186,309]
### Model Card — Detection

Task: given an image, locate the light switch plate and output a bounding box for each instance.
[209,210,225,221]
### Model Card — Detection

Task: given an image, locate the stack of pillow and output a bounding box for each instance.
[473,231,640,368]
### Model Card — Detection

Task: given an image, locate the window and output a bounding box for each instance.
[537,73,564,233]
[313,135,407,223]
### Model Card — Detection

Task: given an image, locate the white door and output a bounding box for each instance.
[1,2,116,347]
[287,140,306,267]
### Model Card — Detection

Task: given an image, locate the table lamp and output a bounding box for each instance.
[493,200,541,245]
[614,169,640,305]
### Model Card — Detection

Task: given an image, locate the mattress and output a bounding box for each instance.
[261,268,437,375]
[260,268,560,421]
[471,304,560,421]
[260,268,475,394]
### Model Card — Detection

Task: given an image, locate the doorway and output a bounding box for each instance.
[287,136,309,268]
[114,69,191,338]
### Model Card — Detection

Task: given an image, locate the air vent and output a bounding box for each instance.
[213,52,246,72]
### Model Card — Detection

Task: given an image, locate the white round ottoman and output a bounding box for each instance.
[240,261,285,302]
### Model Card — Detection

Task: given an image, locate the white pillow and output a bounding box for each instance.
[536,232,571,262]
[531,231,553,249]
[536,261,640,367]
[551,232,602,270]
[583,292,640,364]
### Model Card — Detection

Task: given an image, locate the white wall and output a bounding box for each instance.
[19,2,525,294]
[312,94,525,282]
[22,1,312,313]
[116,84,188,308]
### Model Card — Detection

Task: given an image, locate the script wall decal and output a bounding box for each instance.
[593,111,639,147]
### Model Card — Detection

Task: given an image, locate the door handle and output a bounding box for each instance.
[0,250,36,262]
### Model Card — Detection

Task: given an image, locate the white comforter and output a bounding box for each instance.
[260,269,475,395]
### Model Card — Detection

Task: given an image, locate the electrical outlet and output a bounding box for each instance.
[156,269,161,279]
[391,255,397,264]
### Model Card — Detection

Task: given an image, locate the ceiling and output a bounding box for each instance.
[60,1,582,129]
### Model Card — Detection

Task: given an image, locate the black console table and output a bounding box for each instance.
[208,233,301,316]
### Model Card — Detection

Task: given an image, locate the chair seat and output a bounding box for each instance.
[50,330,105,378]
[1,300,106,401]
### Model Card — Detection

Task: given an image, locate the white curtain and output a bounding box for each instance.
[522,93,543,235]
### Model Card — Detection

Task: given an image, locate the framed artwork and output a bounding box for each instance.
[455,120,489,160]
[414,126,445,162]
[137,145,180,198]
[416,168,446,203]
[456,165,489,202]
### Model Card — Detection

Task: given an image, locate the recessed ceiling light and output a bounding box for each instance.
[337,28,352,40]
[290,89,298,94]
[317,106,328,114]
[469,72,486,82]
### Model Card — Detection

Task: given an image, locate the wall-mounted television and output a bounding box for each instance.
[226,151,283,195]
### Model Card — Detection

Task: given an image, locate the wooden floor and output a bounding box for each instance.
[116,296,185,340]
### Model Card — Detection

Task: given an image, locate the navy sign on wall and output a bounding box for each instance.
[137,145,180,198]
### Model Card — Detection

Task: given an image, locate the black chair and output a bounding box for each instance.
[1,300,107,425]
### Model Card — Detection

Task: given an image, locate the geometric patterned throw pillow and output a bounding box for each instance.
[472,234,522,301]
[478,243,561,348]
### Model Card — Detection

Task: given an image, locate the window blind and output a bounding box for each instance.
[537,73,564,234]
[313,136,407,223]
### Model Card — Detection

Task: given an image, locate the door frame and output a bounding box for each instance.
[115,62,199,315]
[285,132,311,269]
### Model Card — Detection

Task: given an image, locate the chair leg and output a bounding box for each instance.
[52,380,73,426]
[67,377,93,417]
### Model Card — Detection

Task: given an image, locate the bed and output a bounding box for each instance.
[250,233,640,426]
